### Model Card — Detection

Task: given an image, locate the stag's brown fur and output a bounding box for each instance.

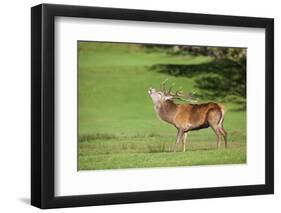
[154,99,227,152]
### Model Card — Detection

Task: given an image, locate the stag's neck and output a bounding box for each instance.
[154,100,178,124]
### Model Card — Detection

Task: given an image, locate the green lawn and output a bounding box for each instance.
[78,42,246,170]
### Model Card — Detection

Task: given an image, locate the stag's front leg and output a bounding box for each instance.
[174,129,184,152]
[182,132,188,152]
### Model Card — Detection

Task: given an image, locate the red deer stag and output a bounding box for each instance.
[148,80,227,152]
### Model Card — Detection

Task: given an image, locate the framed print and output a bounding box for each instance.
[31,3,274,209]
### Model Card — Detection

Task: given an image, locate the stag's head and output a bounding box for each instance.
[148,79,196,105]
[148,87,171,105]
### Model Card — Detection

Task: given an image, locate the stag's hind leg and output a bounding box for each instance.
[218,127,228,148]
[208,109,223,149]
[217,107,228,148]
[210,125,222,149]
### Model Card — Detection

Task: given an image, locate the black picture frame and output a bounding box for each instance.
[31,3,274,209]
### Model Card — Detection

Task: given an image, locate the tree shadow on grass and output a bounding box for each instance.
[150,59,246,110]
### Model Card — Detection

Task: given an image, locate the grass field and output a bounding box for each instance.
[78,42,246,170]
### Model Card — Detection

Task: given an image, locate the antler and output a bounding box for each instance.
[159,79,197,103]
[160,79,175,96]
[160,79,169,94]
[172,91,197,103]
